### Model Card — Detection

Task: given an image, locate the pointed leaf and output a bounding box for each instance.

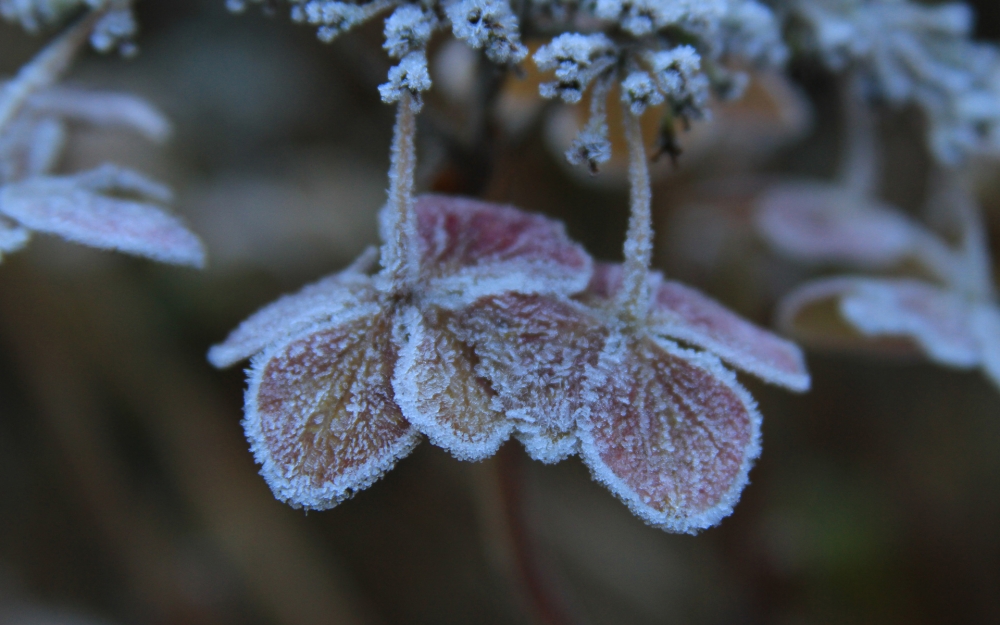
[0,169,205,267]
[755,182,924,268]
[454,293,607,463]
[245,311,419,510]
[578,335,761,534]
[393,305,511,461]
[412,194,592,307]
[27,87,172,142]
[208,267,380,369]
[587,263,810,391]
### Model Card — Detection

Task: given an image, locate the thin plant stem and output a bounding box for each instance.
[836,73,878,196]
[0,4,108,136]
[616,107,653,325]
[497,445,579,625]
[380,91,420,293]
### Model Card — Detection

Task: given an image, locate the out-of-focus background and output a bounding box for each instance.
[1,2,1000,624]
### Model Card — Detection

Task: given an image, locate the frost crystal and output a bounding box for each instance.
[383,4,436,59]
[534,33,617,104]
[621,71,664,115]
[446,0,527,64]
[379,51,432,106]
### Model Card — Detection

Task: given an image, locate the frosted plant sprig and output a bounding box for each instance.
[0,2,205,266]
[787,0,1000,164]
[565,73,613,173]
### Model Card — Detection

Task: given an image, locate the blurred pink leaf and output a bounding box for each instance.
[0,165,205,267]
[26,86,172,142]
[755,182,926,269]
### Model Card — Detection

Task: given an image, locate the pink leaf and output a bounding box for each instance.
[27,87,172,143]
[453,293,607,463]
[393,305,511,461]
[412,194,592,306]
[0,168,205,267]
[587,263,810,391]
[579,335,761,534]
[755,182,924,268]
[208,267,379,368]
[245,311,419,510]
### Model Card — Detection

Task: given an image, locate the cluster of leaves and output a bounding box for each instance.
[0,0,205,266]
[211,194,809,533]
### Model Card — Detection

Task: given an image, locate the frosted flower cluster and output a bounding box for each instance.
[211,195,809,532]
[228,0,787,165]
[787,0,1000,163]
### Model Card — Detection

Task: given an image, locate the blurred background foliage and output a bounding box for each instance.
[1,1,1000,624]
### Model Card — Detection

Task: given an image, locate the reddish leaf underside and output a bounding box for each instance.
[246,311,418,510]
[579,335,761,534]
[413,194,592,306]
[393,305,510,461]
[453,293,607,463]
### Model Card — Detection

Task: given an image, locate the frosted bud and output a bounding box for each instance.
[384,5,437,59]
[90,7,137,54]
[648,45,701,95]
[594,0,685,36]
[566,126,612,173]
[621,71,663,115]
[379,51,432,107]
[534,33,617,103]
[446,0,528,64]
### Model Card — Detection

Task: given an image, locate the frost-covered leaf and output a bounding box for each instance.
[26,87,172,142]
[208,249,380,368]
[755,182,925,268]
[245,311,419,510]
[0,167,205,267]
[413,194,592,307]
[453,293,607,463]
[579,335,761,534]
[586,263,810,391]
[839,278,979,368]
[393,305,510,461]
[778,276,980,368]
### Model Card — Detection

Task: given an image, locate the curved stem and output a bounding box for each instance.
[380,91,420,292]
[616,108,653,325]
[0,5,108,137]
[836,73,878,196]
